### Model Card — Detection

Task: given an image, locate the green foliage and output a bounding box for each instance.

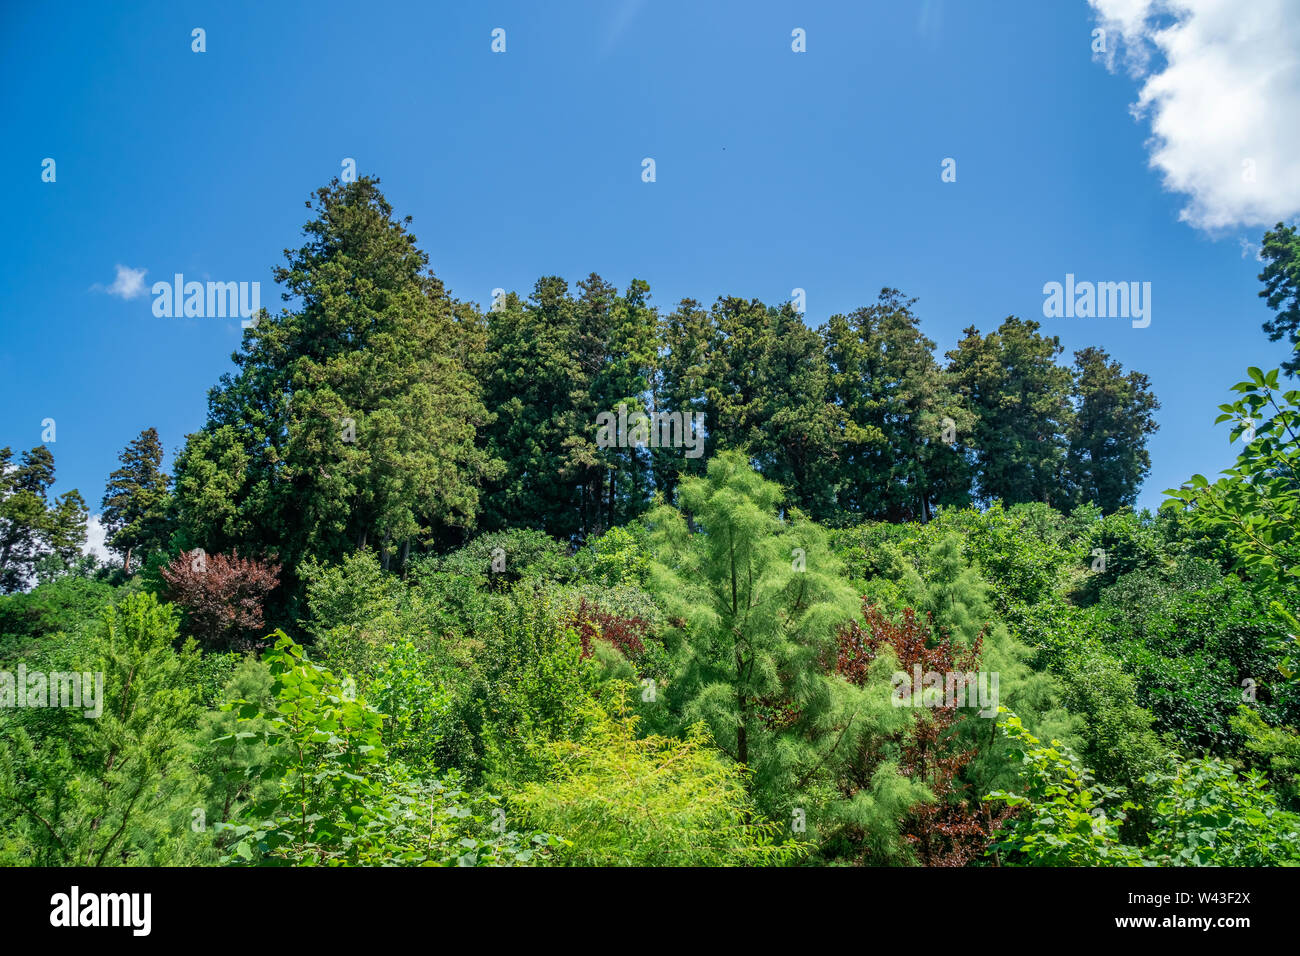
[432,528,571,588]
[478,275,656,539]
[1074,508,1167,604]
[1258,222,1300,376]
[1143,756,1300,866]
[469,593,602,787]
[985,711,1146,867]
[867,533,1079,792]
[0,446,87,593]
[644,451,913,844]
[100,427,172,574]
[214,633,387,864]
[945,318,1074,508]
[1065,347,1160,513]
[217,634,552,866]
[932,503,1076,616]
[0,572,118,663]
[191,654,282,840]
[300,547,406,639]
[515,688,802,866]
[1095,571,1299,754]
[575,521,652,588]
[173,177,497,578]
[1017,600,1166,806]
[367,639,455,769]
[0,592,206,865]
[705,298,849,519]
[1229,706,1300,810]
[1164,362,1300,672]
[822,289,971,522]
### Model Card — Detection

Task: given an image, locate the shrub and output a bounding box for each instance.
[984,711,1146,867]
[0,592,206,865]
[514,689,802,866]
[1143,756,1300,866]
[160,549,281,651]
[216,634,554,866]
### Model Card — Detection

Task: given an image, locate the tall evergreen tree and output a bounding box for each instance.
[754,302,846,519]
[822,289,972,522]
[704,297,847,519]
[45,490,88,570]
[479,278,587,539]
[704,296,770,462]
[1066,347,1160,512]
[644,451,914,831]
[480,275,658,540]
[1258,223,1300,376]
[101,427,172,572]
[651,298,712,503]
[578,275,658,532]
[172,177,496,574]
[946,317,1074,507]
[0,446,86,592]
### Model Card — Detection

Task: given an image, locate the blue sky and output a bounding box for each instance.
[2,0,1296,547]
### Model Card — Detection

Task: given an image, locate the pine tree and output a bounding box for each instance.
[644,451,914,834]
[1258,223,1300,376]
[173,177,496,574]
[0,446,87,591]
[101,427,172,573]
[0,592,204,865]
[1066,347,1160,512]
[946,317,1074,507]
[822,289,972,522]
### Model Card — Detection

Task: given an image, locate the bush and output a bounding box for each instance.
[0,592,207,865]
[160,549,281,651]
[985,712,1146,867]
[216,634,554,866]
[514,688,802,866]
[1143,757,1300,866]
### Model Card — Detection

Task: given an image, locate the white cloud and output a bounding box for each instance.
[97,264,149,299]
[1089,0,1300,231]
[82,514,112,562]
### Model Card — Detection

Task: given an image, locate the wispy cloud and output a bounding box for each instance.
[1089,0,1300,232]
[93,264,149,299]
[599,0,647,59]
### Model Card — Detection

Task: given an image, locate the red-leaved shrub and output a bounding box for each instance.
[835,600,1003,866]
[572,598,649,661]
[160,549,281,651]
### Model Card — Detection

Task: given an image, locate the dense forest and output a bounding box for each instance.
[3,178,1300,866]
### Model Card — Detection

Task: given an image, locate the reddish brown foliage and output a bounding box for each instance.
[160,549,281,651]
[835,600,1002,866]
[572,598,648,661]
